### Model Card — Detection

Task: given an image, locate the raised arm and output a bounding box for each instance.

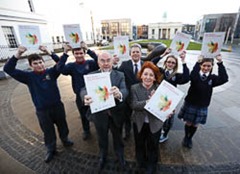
[176,50,190,84]
[151,47,171,65]
[212,54,229,87]
[56,44,72,75]
[3,46,29,84]
[39,45,60,63]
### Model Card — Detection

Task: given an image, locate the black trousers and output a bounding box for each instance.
[133,123,161,169]
[36,102,69,152]
[76,94,90,134]
[94,114,124,158]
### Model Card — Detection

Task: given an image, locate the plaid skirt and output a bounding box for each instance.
[178,102,208,125]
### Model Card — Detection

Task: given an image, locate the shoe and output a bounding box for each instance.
[98,157,106,170]
[82,132,90,141]
[116,153,126,169]
[44,150,57,163]
[182,137,188,148]
[159,134,168,143]
[123,132,130,141]
[62,139,74,147]
[187,138,193,149]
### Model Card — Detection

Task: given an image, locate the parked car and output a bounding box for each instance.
[96,40,109,46]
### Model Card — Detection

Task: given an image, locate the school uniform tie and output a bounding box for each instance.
[165,70,170,78]
[201,74,207,81]
[134,64,138,76]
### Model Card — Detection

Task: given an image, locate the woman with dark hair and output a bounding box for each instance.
[131,61,163,173]
[178,55,228,149]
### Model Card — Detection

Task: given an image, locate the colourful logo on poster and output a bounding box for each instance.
[69,33,80,43]
[26,33,38,45]
[158,95,172,111]
[207,41,218,53]
[95,86,109,101]
[118,44,127,54]
[176,41,184,51]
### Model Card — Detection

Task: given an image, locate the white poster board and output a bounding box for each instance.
[84,72,116,113]
[63,24,82,48]
[113,36,129,60]
[144,80,184,122]
[18,25,41,50]
[170,32,191,56]
[201,32,225,58]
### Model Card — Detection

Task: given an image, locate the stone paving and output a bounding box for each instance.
[1,51,240,173]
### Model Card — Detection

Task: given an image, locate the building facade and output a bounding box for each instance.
[195,9,240,44]
[137,25,148,39]
[148,22,183,40]
[101,18,132,41]
[0,0,52,60]
[182,24,195,38]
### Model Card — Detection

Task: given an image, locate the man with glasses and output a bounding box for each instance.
[57,42,98,140]
[82,52,128,170]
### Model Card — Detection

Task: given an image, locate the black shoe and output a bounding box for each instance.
[187,138,193,149]
[123,132,130,141]
[82,132,90,141]
[116,154,126,169]
[63,139,74,147]
[98,157,106,170]
[44,150,56,163]
[182,137,188,148]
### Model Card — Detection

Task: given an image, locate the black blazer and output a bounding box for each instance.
[118,60,144,90]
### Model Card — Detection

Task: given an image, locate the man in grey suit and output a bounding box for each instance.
[82,52,128,170]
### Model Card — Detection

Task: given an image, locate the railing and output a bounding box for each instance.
[0,43,64,62]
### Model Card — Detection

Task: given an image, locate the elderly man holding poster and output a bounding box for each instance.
[82,52,128,170]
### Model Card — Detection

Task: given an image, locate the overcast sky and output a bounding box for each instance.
[35,0,240,25]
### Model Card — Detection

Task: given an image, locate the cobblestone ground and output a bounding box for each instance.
[1,52,240,173]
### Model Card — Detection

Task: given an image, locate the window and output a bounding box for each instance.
[152,29,155,35]
[1,26,18,48]
[56,36,60,43]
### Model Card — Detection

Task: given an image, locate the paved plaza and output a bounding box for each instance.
[0,50,240,173]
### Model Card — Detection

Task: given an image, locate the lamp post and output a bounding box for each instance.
[90,10,96,44]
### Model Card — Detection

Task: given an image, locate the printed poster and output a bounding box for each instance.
[144,80,184,122]
[113,36,129,60]
[84,72,116,114]
[201,32,225,58]
[170,31,191,56]
[63,24,82,48]
[18,25,41,50]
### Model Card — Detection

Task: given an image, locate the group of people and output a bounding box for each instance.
[4,42,228,174]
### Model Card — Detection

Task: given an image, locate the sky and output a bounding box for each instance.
[34,0,240,25]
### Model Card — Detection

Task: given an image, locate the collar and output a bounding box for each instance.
[33,69,46,75]
[131,60,141,67]
[165,69,173,74]
[75,59,86,65]
[199,71,210,77]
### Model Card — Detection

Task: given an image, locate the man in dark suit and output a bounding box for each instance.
[115,44,144,140]
[82,52,128,170]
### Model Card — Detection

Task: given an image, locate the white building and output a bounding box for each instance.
[0,0,52,60]
[148,22,183,40]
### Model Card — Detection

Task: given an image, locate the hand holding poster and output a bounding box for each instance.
[201,32,225,58]
[113,36,129,60]
[84,72,116,114]
[63,24,82,48]
[170,32,191,56]
[144,80,184,122]
[18,25,41,50]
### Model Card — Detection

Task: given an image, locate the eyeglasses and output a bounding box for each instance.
[166,61,176,65]
[99,58,112,64]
